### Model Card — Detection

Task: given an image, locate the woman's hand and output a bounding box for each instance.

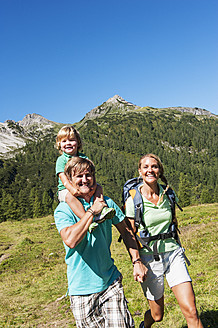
[133,261,148,283]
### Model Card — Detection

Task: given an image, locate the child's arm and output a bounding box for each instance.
[58,172,86,218]
[58,172,100,219]
[59,172,78,196]
[65,193,86,218]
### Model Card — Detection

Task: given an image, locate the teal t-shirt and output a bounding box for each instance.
[56,152,88,191]
[54,196,125,296]
[125,184,179,255]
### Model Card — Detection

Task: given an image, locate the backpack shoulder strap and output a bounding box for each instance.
[163,185,176,219]
[161,185,183,235]
[161,185,183,218]
[122,177,144,229]
[129,187,144,228]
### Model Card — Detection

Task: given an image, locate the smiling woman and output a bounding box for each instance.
[138,155,161,205]
[125,153,203,328]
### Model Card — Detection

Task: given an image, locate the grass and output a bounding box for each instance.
[0,203,217,327]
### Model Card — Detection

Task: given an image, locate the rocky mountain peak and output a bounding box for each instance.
[83,95,140,120]
[18,113,55,128]
[0,96,217,158]
[106,95,135,106]
[0,114,57,158]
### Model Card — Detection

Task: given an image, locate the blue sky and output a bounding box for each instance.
[0,0,217,124]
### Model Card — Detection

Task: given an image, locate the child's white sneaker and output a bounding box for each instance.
[89,222,99,233]
[94,207,116,224]
[89,207,116,233]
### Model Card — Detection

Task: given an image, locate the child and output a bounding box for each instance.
[55,125,115,232]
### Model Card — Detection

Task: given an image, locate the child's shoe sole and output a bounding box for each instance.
[95,207,116,223]
[89,222,98,233]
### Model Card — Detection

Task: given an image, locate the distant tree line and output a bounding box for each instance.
[0,110,217,222]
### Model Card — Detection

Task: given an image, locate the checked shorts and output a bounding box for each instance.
[70,276,135,328]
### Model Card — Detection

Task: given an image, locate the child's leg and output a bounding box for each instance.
[65,192,86,218]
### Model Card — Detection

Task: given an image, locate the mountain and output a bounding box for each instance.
[81,95,216,122]
[0,95,216,158]
[0,113,60,158]
[0,95,217,222]
[82,95,141,120]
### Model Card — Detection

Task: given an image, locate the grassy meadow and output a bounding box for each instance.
[0,203,217,328]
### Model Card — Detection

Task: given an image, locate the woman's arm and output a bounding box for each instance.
[125,217,137,233]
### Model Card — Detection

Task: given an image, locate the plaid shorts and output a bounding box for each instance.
[70,276,135,328]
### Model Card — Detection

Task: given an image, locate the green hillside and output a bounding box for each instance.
[0,107,217,222]
[0,203,217,327]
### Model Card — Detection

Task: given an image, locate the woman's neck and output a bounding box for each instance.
[140,182,159,205]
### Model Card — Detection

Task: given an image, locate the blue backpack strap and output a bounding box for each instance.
[162,185,182,233]
[129,187,144,229]
[122,177,144,228]
[164,185,183,214]
[119,177,143,243]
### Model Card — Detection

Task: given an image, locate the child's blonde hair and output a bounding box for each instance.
[56,126,83,154]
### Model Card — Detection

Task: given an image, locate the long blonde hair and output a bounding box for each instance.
[138,154,170,199]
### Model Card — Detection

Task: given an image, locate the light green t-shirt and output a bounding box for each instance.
[125,184,179,255]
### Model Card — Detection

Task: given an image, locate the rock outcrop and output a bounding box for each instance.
[0,114,57,157]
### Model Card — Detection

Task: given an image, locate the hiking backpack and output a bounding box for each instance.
[122,177,190,265]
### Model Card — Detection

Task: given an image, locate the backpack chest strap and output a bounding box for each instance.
[137,229,178,261]
[142,230,178,242]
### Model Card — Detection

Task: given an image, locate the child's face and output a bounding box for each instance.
[60,136,78,155]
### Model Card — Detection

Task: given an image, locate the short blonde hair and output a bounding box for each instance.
[56,126,82,153]
[64,157,95,181]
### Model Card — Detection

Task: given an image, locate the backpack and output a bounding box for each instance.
[122,177,190,265]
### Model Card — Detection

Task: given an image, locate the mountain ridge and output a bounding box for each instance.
[0,95,217,158]
[0,113,59,157]
[83,95,216,121]
[0,96,217,222]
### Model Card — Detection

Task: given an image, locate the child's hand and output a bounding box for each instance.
[69,185,81,197]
